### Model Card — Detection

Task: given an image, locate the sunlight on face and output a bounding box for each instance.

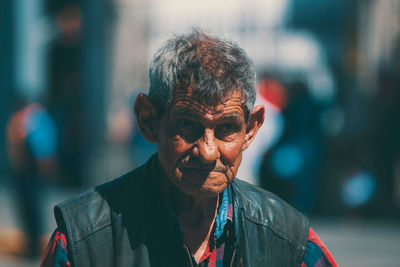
[157,90,248,198]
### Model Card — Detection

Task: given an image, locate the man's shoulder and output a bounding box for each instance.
[54,164,148,244]
[231,178,309,246]
[56,163,146,209]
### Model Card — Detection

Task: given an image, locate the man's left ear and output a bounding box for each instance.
[243,104,265,151]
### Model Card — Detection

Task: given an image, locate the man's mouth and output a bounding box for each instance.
[181,165,227,173]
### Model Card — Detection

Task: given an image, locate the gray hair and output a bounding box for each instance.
[148,30,256,119]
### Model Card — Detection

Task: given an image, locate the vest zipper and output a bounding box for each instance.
[183,244,195,267]
[230,248,236,267]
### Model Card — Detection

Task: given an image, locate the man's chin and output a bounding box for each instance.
[168,170,229,197]
[186,187,221,199]
[185,181,228,198]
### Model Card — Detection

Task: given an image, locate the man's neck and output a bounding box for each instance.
[157,165,219,262]
[166,184,219,218]
[175,191,219,263]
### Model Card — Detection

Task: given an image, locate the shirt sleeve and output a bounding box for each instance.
[301,227,338,267]
[41,230,71,267]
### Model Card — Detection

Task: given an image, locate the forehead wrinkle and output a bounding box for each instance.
[171,99,212,115]
[171,103,244,122]
[169,90,246,120]
[220,105,244,116]
[171,105,202,119]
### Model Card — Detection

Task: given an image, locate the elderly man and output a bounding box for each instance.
[42,31,337,267]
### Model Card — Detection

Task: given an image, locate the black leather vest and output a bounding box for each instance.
[55,156,309,266]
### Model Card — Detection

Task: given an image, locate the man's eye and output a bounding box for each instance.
[221,124,235,132]
[176,119,203,141]
[176,119,199,131]
[216,123,238,139]
[177,119,196,130]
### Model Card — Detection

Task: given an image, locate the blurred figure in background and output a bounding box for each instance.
[47,1,83,186]
[6,98,58,258]
[260,80,322,214]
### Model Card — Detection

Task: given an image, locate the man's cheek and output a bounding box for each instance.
[171,139,191,156]
[221,142,244,161]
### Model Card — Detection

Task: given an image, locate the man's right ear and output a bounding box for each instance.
[134,93,159,143]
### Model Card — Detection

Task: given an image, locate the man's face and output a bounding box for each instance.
[157,89,249,198]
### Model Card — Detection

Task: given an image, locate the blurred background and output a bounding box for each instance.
[1,0,400,266]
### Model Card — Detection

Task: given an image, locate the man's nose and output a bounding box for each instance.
[195,129,219,164]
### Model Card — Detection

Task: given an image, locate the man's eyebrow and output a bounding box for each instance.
[171,106,201,119]
[219,113,242,122]
[171,106,243,121]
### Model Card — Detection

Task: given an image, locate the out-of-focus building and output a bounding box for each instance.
[357,0,400,94]
[1,0,400,217]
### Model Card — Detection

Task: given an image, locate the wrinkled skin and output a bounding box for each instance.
[156,89,263,199]
[134,88,264,260]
